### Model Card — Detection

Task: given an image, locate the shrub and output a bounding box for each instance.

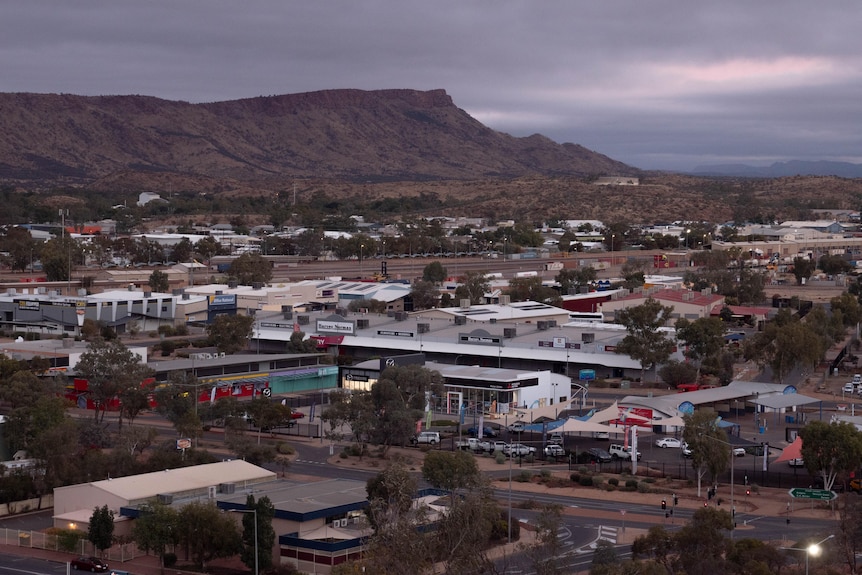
[592,476,603,488]
[570,473,581,483]
[637,482,651,493]
[539,469,551,480]
[608,477,619,486]
[578,475,593,487]
[625,479,639,490]
[515,471,532,483]
[495,452,506,464]
[163,553,177,567]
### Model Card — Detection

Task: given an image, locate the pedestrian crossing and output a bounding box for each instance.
[596,525,618,545]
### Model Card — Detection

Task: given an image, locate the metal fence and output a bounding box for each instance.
[0,529,144,563]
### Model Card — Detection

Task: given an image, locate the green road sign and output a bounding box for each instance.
[788,488,837,501]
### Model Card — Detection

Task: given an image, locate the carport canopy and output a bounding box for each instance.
[749,394,820,410]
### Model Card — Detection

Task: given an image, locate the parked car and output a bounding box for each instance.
[547,433,564,445]
[732,447,746,457]
[844,382,856,394]
[655,437,682,448]
[744,444,769,456]
[488,441,510,453]
[70,557,109,572]
[787,458,805,467]
[586,447,612,463]
[849,478,862,493]
[467,426,499,438]
[544,444,565,457]
[508,421,526,433]
[609,444,641,460]
[504,443,536,457]
[593,431,610,440]
[854,374,862,386]
[682,442,693,457]
[410,431,440,445]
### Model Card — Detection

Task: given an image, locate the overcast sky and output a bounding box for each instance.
[3,1,860,171]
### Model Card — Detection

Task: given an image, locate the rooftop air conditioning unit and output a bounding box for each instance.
[208,486,217,499]
[336,307,347,316]
[218,482,236,494]
[460,299,471,309]
[490,318,497,324]
[157,493,173,505]
[537,321,549,331]
[395,312,407,321]
[182,293,190,300]
[356,319,370,329]
[499,295,511,305]
[252,282,263,290]
[297,315,309,325]
[417,323,429,333]
[503,327,517,338]
[281,305,293,313]
[283,311,293,320]
[547,320,557,328]
[454,316,467,326]
[582,333,595,343]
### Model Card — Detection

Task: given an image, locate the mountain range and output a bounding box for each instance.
[0,89,635,185]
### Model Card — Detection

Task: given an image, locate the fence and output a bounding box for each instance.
[0,528,144,563]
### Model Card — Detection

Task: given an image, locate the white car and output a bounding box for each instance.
[655,437,682,448]
[508,421,526,433]
[732,447,746,457]
[844,382,855,394]
[504,443,536,457]
[788,458,805,467]
[682,442,692,457]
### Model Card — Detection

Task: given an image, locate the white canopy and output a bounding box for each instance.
[554,417,621,434]
[511,397,577,422]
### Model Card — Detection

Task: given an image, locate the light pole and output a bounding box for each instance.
[685,228,691,250]
[703,434,735,538]
[359,243,364,276]
[781,535,833,575]
[230,508,259,575]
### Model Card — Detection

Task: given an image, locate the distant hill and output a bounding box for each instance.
[0,89,636,185]
[691,160,862,178]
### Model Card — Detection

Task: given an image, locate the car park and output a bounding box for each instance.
[70,557,109,572]
[655,437,682,448]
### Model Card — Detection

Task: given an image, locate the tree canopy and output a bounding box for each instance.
[206,314,254,354]
[615,298,676,381]
[75,339,154,424]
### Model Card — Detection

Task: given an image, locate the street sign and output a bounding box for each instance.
[788,488,837,501]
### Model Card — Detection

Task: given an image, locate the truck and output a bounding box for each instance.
[609,444,641,461]
[488,441,510,454]
[455,437,490,452]
[544,261,565,271]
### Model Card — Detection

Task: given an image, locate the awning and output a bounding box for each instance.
[774,436,803,463]
[750,395,820,410]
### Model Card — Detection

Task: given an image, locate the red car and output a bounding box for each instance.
[70,556,108,572]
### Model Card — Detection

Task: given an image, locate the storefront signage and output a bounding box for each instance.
[317,319,355,335]
[377,330,414,337]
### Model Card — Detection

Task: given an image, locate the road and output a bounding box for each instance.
[0,555,66,575]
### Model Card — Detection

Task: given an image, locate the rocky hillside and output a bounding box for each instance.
[0,89,636,184]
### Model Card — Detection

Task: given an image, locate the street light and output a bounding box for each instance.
[703,434,736,538]
[230,508,258,575]
[685,228,691,250]
[781,534,834,575]
[359,244,364,276]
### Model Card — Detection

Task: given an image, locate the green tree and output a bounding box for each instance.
[615,298,676,382]
[285,331,320,354]
[527,504,565,575]
[743,310,825,383]
[830,292,862,327]
[206,314,254,354]
[88,505,115,554]
[819,254,852,276]
[672,506,733,574]
[75,338,154,425]
[40,236,82,281]
[799,420,862,491]
[370,365,444,450]
[0,226,36,272]
[675,317,726,380]
[153,371,204,441]
[657,360,698,387]
[132,501,180,571]
[507,276,561,304]
[590,539,619,575]
[228,253,273,285]
[422,450,482,493]
[454,271,490,305]
[240,495,276,572]
[792,256,815,285]
[177,501,241,570]
[170,237,194,263]
[422,261,447,283]
[194,235,222,263]
[365,461,417,530]
[681,409,729,497]
[410,279,439,310]
[557,267,596,295]
[148,269,170,293]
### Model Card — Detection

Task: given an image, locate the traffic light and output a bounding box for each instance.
[381,261,388,276]
[661,499,667,510]
[746,488,751,496]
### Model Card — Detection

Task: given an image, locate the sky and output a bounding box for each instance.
[2,1,861,172]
